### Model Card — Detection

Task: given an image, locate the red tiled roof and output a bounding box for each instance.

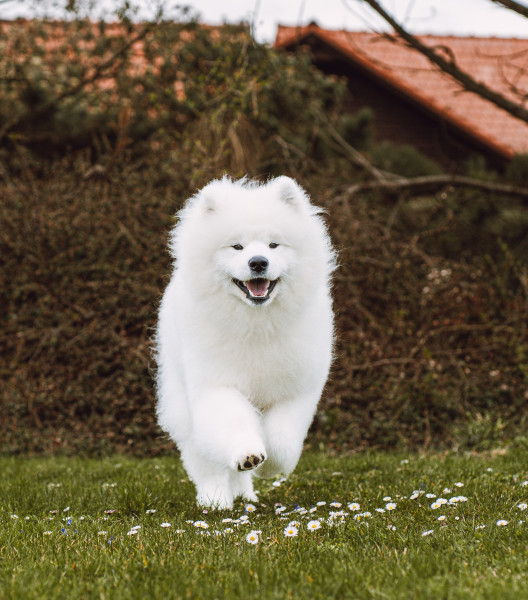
[275,25,528,159]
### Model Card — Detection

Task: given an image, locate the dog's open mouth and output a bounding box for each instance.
[233,278,278,304]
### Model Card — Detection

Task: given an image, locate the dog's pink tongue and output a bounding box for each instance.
[246,279,269,297]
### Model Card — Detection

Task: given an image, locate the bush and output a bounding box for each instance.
[0,17,346,179]
[370,141,443,177]
[1,13,527,455]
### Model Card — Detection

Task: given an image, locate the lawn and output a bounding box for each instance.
[1,449,527,599]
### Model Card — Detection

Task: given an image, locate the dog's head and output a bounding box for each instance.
[171,176,334,308]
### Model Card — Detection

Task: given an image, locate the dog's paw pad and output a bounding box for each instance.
[237,454,266,472]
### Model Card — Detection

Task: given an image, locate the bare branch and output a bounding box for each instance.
[490,0,528,18]
[316,109,396,182]
[345,174,528,201]
[357,0,528,124]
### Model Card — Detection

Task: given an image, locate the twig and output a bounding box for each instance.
[358,0,528,123]
[345,174,528,200]
[490,0,528,18]
[317,110,395,182]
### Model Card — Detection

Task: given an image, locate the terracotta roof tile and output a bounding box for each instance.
[276,25,528,159]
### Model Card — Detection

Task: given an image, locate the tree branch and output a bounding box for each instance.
[358,0,528,123]
[490,0,528,18]
[345,174,528,201]
[316,109,397,182]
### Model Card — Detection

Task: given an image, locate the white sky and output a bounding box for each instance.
[1,0,527,43]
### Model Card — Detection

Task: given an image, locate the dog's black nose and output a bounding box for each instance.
[248,255,268,274]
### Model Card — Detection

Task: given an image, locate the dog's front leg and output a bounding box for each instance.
[183,386,266,508]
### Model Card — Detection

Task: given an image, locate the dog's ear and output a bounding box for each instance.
[199,191,217,214]
[191,178,227,214]
[271,176,311,211]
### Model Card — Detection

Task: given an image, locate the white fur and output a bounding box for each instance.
[155,176,335,509]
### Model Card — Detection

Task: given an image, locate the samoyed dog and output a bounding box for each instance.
[155,176,335,509]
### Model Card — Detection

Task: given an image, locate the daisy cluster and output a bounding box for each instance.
[7,471,528,546]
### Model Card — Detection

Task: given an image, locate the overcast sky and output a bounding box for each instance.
[1,0,527,43]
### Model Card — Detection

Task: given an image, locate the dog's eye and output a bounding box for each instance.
[232,244,243,251]
[269,242,279,249]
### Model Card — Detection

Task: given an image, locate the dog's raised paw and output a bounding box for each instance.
[237,454,266,472]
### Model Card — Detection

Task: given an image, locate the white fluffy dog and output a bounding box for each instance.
[156,176,335,509]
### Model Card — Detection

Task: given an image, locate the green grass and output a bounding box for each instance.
[1,450,528,599]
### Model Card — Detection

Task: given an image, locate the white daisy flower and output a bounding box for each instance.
[455,482,464,488]
[421,530,434,537]
[275,506,287,514]
[245,504,257,513]
[476,524,486,530]
[288,520,300,528]
[284,525,298,537]
[375,508,386,513]
[146,509,157,514]
[431,501,441,510]
[438,515,446,521]
[193,521,209,529]
[245,530,260,544]
[518,503,528,510]
[426,493,436,499]
[330,502,342,508]
[385,503,397,511]
[409,492,419,500]
[521,481,528,487]
[160,523,171,528]
[496,520,508,526]
[383,497,392,502]
[127,530,138,536]
[348,503,361,511]
[43,531,52,536]
[98,531,107,535]
[307,520,321,531]
[316,501,326,506]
